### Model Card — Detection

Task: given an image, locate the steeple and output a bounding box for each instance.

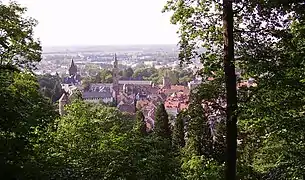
[112,53,119,104]
[69,59,77,76]
[162,70,171,89]
[113,53,118,69]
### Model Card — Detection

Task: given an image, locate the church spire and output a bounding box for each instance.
[113,53,118,68]
[69,59,77,76]
[113,53,119,105]
[162,70,171,89]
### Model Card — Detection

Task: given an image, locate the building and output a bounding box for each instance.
[58,84,78,116]
[63,59,81,85]
[82,91,113,103]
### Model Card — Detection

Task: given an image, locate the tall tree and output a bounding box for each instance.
[186,100,214,156]
[134,110,147,136]
[238,21,305,180]
[163,0,305,179]
[154,103,171,139]
[0,2,56,178]
[222,0,237,178]
[172,111,185,149]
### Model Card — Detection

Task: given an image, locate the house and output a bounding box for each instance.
[82,91,113,103]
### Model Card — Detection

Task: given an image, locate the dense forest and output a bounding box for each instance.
[1,1,305,180]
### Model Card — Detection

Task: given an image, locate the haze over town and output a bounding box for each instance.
[5,0,179,46]
[8,0,205,118]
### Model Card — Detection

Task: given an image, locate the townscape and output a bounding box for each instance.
[1,0,305,180]
[59,54,193,122]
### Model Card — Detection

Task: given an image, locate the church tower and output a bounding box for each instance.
[112,54,119,104]
[162,71,171,89]
[69,59,77,76]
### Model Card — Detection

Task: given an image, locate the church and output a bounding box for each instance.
[63,59,81,85]
[60,54,160,114]
[84,54,160,113]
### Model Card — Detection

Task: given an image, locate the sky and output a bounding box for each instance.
[4,0,179,47]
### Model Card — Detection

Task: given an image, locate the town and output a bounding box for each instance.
[41,46,204,131]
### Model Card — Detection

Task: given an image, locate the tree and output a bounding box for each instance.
[186,101,204,156]
[0,2,59,178]
[222,1,237,178]
[237,21,305,180]
[122,67,134,79]
[163,0,305,179]
[81,77,91,91]
[172,111,185,149]
[0,71,58,179]
[0,1,41,70]
[94,72,102,83]
[37,73,63,102]
[43,101,181,179]
[133,67,158,80]
[45,101,134,179]
[99,69,113,83]
[134,110,147,136]
[154,103,171,139]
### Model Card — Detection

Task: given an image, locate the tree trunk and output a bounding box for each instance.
[223,0,237,180]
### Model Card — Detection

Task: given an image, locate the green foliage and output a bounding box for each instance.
[185,102,205,156]
[164,0,305,179]
[237,21,305,179]
[44,101,133,179]
[134,110,147,136]
[37,73,63,102]
[0,1,41,70]
[172,111,186,149]
[122,67,134,79]
[0,71,58,179]
[181,154,224,180]
[154,103,171,139]
[133,67,158,80]
[83,69,113,84]
[39,101,181,179]
[132,66,194,85]
[97,69,113,83]
[3,0,305,179]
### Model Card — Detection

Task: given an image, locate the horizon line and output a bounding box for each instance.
[42,43,179,48]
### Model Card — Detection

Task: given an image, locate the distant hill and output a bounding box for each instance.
[42,44,180,54]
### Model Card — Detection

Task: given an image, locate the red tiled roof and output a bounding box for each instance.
[179,103,189,110]
[165,101,180,108]
[237,81,257,88]
[208,77,214,81]
[170,85,187,91]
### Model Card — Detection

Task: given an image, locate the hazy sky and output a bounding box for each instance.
[5,0,179,46]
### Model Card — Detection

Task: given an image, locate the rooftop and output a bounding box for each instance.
[119,80,152,85]
[82,91,113,99]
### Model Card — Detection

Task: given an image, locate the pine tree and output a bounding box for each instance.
[134,110,147,136]
[186,99,214,157]
[186,101,204,155]
[154,103,171,139]
[172,111,185,149]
